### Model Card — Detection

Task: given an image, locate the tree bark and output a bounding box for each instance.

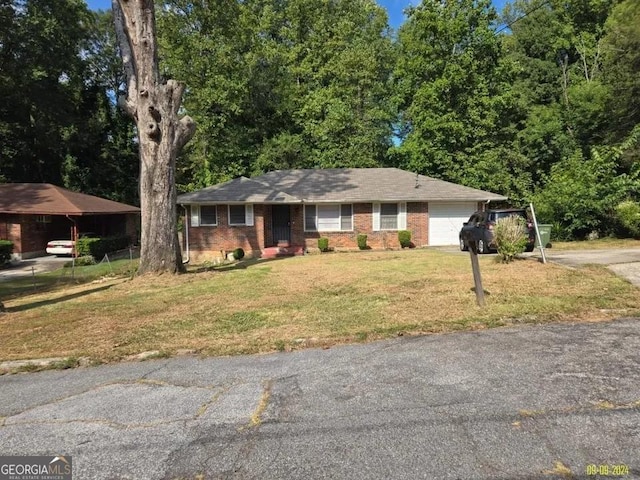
[112,0,195,274]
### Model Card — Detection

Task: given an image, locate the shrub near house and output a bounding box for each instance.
[76,235,131,260]
[0,240,14,264]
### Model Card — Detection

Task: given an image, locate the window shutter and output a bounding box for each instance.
[398,202,407,230]
[372,203,380,231]
[190,205,200,227]
[245,204,254,226]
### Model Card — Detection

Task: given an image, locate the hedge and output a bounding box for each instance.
[76,235,131,259]
[0,240,13,264]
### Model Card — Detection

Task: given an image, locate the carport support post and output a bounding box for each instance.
[468,241,485,307]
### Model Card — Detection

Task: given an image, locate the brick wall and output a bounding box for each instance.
[303,202,429,250]
[187,204,265,261]
[0,214,22,256]
[19,215,57,258]
[185,201,457,260]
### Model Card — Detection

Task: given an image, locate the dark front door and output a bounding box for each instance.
[272,205,291,244]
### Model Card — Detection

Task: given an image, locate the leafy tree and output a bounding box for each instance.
[601,0,640,144]
[391,0,513,190]
[62,10,139,205]
[0,0,92,184]
[158,0,395,188]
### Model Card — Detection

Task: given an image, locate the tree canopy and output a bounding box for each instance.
[1,0,639,240]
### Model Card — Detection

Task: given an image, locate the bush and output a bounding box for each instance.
[615,200,640,237]
[64,255,96,268]
[494,216,528,263]
[0,240,13,264]
[76,235,130,259]
[357,234,368,250]
[533,149,636,239]
[398,230,412,248]
[233,247,245,260]
[318,237,329,252]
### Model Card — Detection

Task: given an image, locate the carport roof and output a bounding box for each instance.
[0,183,140,215]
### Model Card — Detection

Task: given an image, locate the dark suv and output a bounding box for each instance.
[459,209,535,254]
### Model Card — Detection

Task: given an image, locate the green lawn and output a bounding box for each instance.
[550,238,640,250]
[1,249,638,366]
[0,258,137,299]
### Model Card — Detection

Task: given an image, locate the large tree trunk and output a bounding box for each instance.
[112,0,195,274]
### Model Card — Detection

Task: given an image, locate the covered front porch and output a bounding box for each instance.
[261,204,305,259]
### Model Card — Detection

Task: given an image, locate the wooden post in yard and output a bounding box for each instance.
[466,238,485,307]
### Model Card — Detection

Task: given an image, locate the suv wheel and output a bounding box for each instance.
[459,237,468,251]
[478,239,488,254]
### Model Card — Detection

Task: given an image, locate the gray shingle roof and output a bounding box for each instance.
[177,168,507,204]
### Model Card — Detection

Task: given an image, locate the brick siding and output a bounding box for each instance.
[302,202,429,250]
[185,202,434,260]
[186,204,265,262]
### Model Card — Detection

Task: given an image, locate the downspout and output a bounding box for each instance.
[181,205,190,265]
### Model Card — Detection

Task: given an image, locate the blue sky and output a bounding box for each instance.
[86,0,509,30]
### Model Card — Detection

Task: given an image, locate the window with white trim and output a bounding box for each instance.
[190,205,217,227]
[228,204,254,226]
[200,206,217,226]
[304,204,353,232]
[380,203,398,230]
[373,202,407,231]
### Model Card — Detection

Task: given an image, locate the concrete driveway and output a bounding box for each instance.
[2,318,640,479]
[539,248,640,287]
[0,255,69,282]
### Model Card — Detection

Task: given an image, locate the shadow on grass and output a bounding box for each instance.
[7,284,115,313]
[187,255,297,274]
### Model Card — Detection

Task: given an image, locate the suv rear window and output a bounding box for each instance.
[490,211,527,222]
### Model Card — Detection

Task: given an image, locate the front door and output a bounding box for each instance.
[272,205,291,244]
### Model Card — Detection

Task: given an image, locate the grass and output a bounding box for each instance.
[0,249,638,365]
[0,258,137,299]
[550,237,640,251]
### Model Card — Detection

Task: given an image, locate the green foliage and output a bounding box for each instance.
[494,216,528,263]
[533,149,634,239]
[392,0,511,186]
[615,201,640,237]
[318,237,329,253]
[398,230,412,248]
[602,0,640,142]
[357,234,368,250]
[0,240,14,264]
[0,4,138,204]
[64,255,96,268]
[158,0,395,188]
[233,247,245,260]
[76,235,131,259]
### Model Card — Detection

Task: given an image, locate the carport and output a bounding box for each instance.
[0,183,140,259]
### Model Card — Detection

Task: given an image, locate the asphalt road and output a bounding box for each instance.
[2,319,640,479]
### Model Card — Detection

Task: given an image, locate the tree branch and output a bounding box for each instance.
[167,79,186,116]
[174,116,196,152]
[112,0,138,118]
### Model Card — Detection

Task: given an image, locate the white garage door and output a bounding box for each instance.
[429,202,477,246]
